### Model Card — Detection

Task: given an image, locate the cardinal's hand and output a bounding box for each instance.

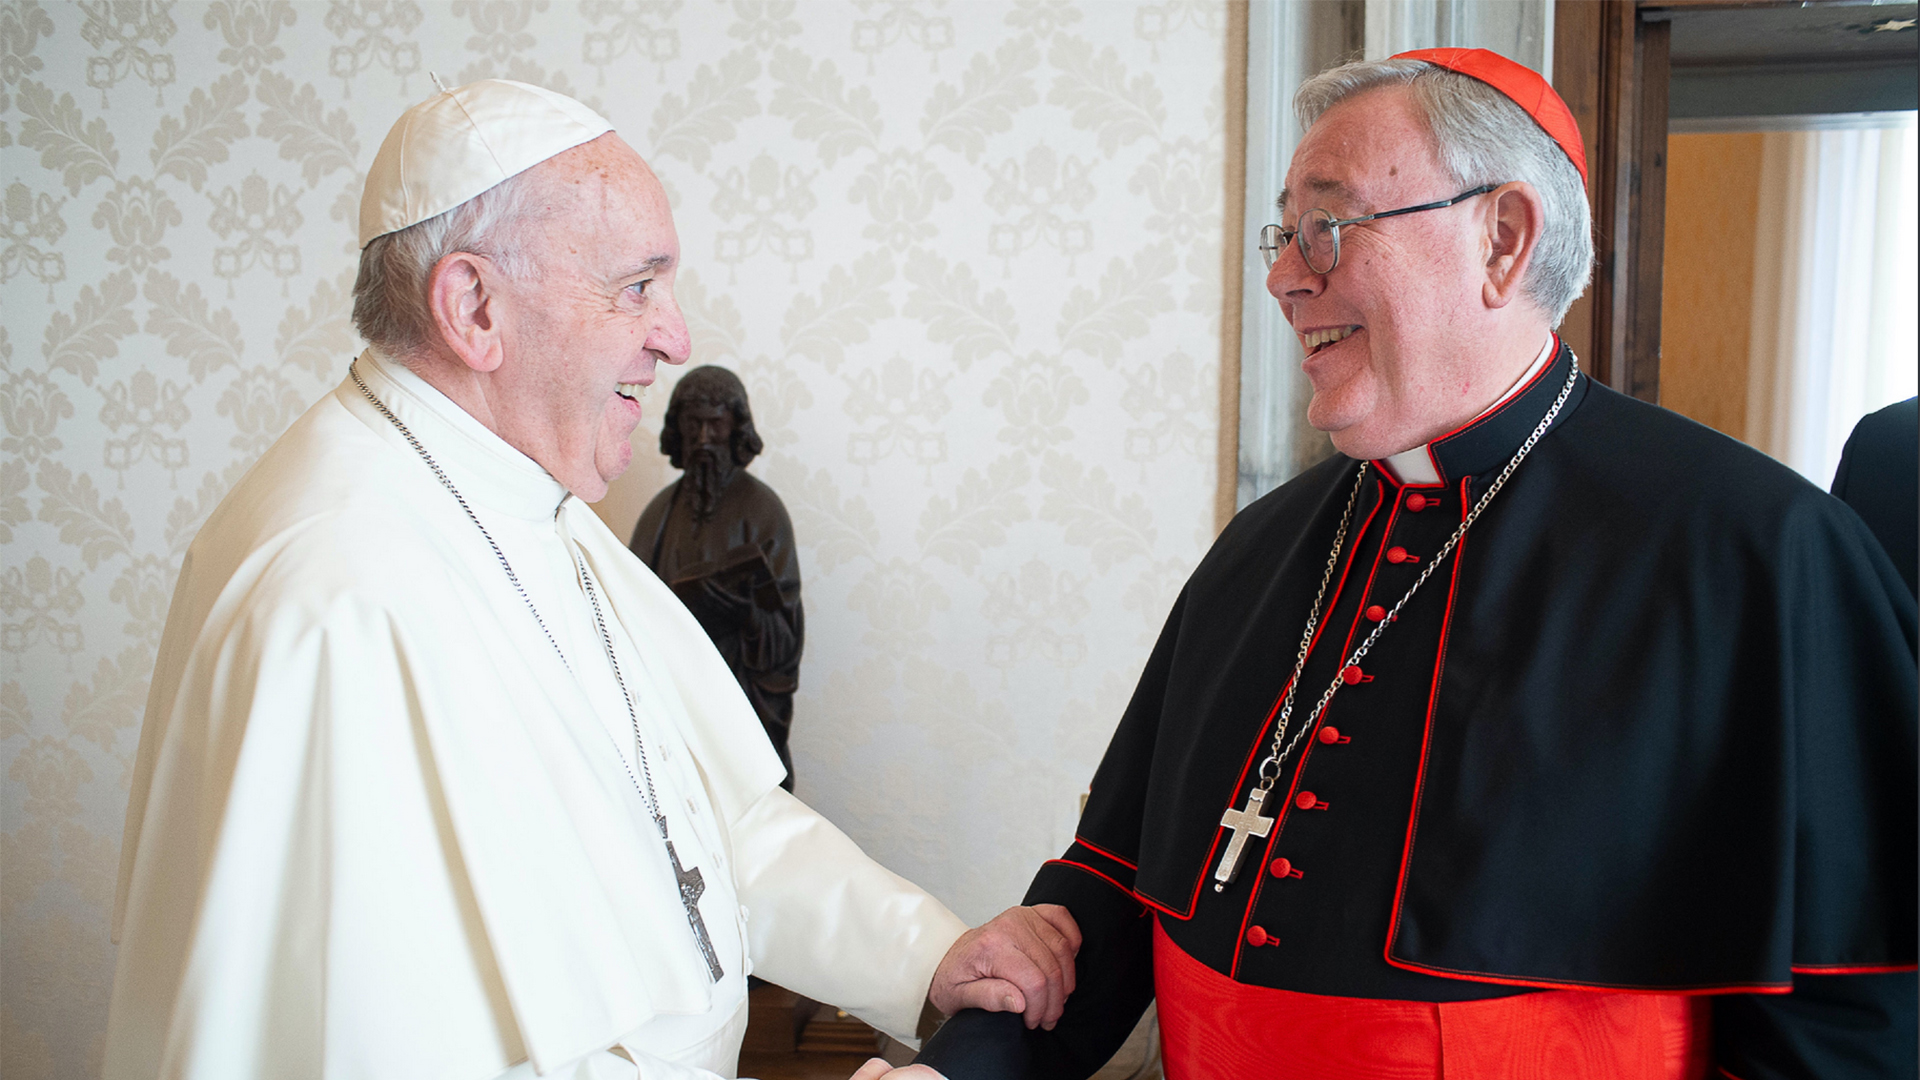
[848,1061,943,1080]
[927,904,1082,1030]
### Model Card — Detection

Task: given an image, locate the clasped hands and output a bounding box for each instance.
[843,903,1083,1080]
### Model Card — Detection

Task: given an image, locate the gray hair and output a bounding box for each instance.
[1294,57,1593,325]
[351,166,557,359]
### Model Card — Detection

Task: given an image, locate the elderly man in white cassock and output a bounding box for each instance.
[104,81,1078,1080]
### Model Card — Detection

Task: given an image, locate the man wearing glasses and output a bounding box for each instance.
[919,49,1915,1080]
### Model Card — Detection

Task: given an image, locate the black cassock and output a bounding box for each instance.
[920,344,1917,1080]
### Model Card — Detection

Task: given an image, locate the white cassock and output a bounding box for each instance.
[106,348,968,1080]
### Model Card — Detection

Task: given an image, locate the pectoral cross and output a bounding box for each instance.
[1213,788,1275,891]
[666,840,724,982]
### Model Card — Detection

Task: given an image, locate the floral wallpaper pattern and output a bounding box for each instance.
[0,2,1226,1073]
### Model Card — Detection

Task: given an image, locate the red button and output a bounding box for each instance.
[1246,925,1271,947]
[1406,493,1429,511]
[1365,605,1387,622]
[1386,546,1410,564]
[1294,790,1319,810]
[1319,725,1345,744]
[1269,857,1294,879]
[1341,665,1364,685]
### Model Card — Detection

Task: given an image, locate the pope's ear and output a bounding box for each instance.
[426,251,507,374]
[1482,181,1545,311]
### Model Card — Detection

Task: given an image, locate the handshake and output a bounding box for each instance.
[843,904,1082,1080]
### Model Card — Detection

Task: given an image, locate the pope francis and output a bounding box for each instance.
[103,81,1077,1080]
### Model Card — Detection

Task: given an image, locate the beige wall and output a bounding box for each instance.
[1660,132,1766,438]
[0,3,1227,1072]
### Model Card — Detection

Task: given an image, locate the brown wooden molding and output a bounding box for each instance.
[1625,14,1670,403]
[1553,0,1604,370]
[1556,0,1669,402]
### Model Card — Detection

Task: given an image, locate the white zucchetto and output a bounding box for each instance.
[358,79,614,248]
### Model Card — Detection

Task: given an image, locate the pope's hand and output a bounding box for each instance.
[927,904,1082,1030]
[847,1060,943,1080]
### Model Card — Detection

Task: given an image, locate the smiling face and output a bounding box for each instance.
[487,134,691,500]
[1269,86,1507,460]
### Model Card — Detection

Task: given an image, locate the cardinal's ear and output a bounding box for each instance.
[426,251,508,374]
[1482,181,1545,312]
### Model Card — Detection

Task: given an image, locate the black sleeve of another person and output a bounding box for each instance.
[1831,397,1918,599]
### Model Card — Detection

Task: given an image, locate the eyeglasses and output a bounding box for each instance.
[1259,184,1501,274]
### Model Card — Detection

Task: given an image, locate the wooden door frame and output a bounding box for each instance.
[1556,0,1857,401]
[1554,0,1672,402]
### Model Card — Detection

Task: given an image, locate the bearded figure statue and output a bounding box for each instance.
[632,366,805,791]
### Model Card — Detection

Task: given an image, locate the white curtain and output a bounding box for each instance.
[1746,119,1919,486]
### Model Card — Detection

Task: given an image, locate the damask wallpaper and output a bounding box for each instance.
[0,2,1226,1073]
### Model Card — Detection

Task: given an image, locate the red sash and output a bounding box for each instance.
[1153,920,1710,1080]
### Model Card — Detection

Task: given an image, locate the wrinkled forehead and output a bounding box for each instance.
[1276,177,1362,219]
[555,137,668,215]
[518,133,670,247]
[1277,88,1440,218]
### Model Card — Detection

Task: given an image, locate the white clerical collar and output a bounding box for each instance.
[1380,334,1557,486]
[352,347,570,521]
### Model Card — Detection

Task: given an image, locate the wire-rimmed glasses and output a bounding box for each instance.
[1259,184,1502,274]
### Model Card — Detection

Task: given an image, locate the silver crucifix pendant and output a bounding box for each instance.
[1213,788,1276,891]
[666,840,724,982]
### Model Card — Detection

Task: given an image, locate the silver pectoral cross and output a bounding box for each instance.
[666,840,724,982]
[1213,788,1275,892]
